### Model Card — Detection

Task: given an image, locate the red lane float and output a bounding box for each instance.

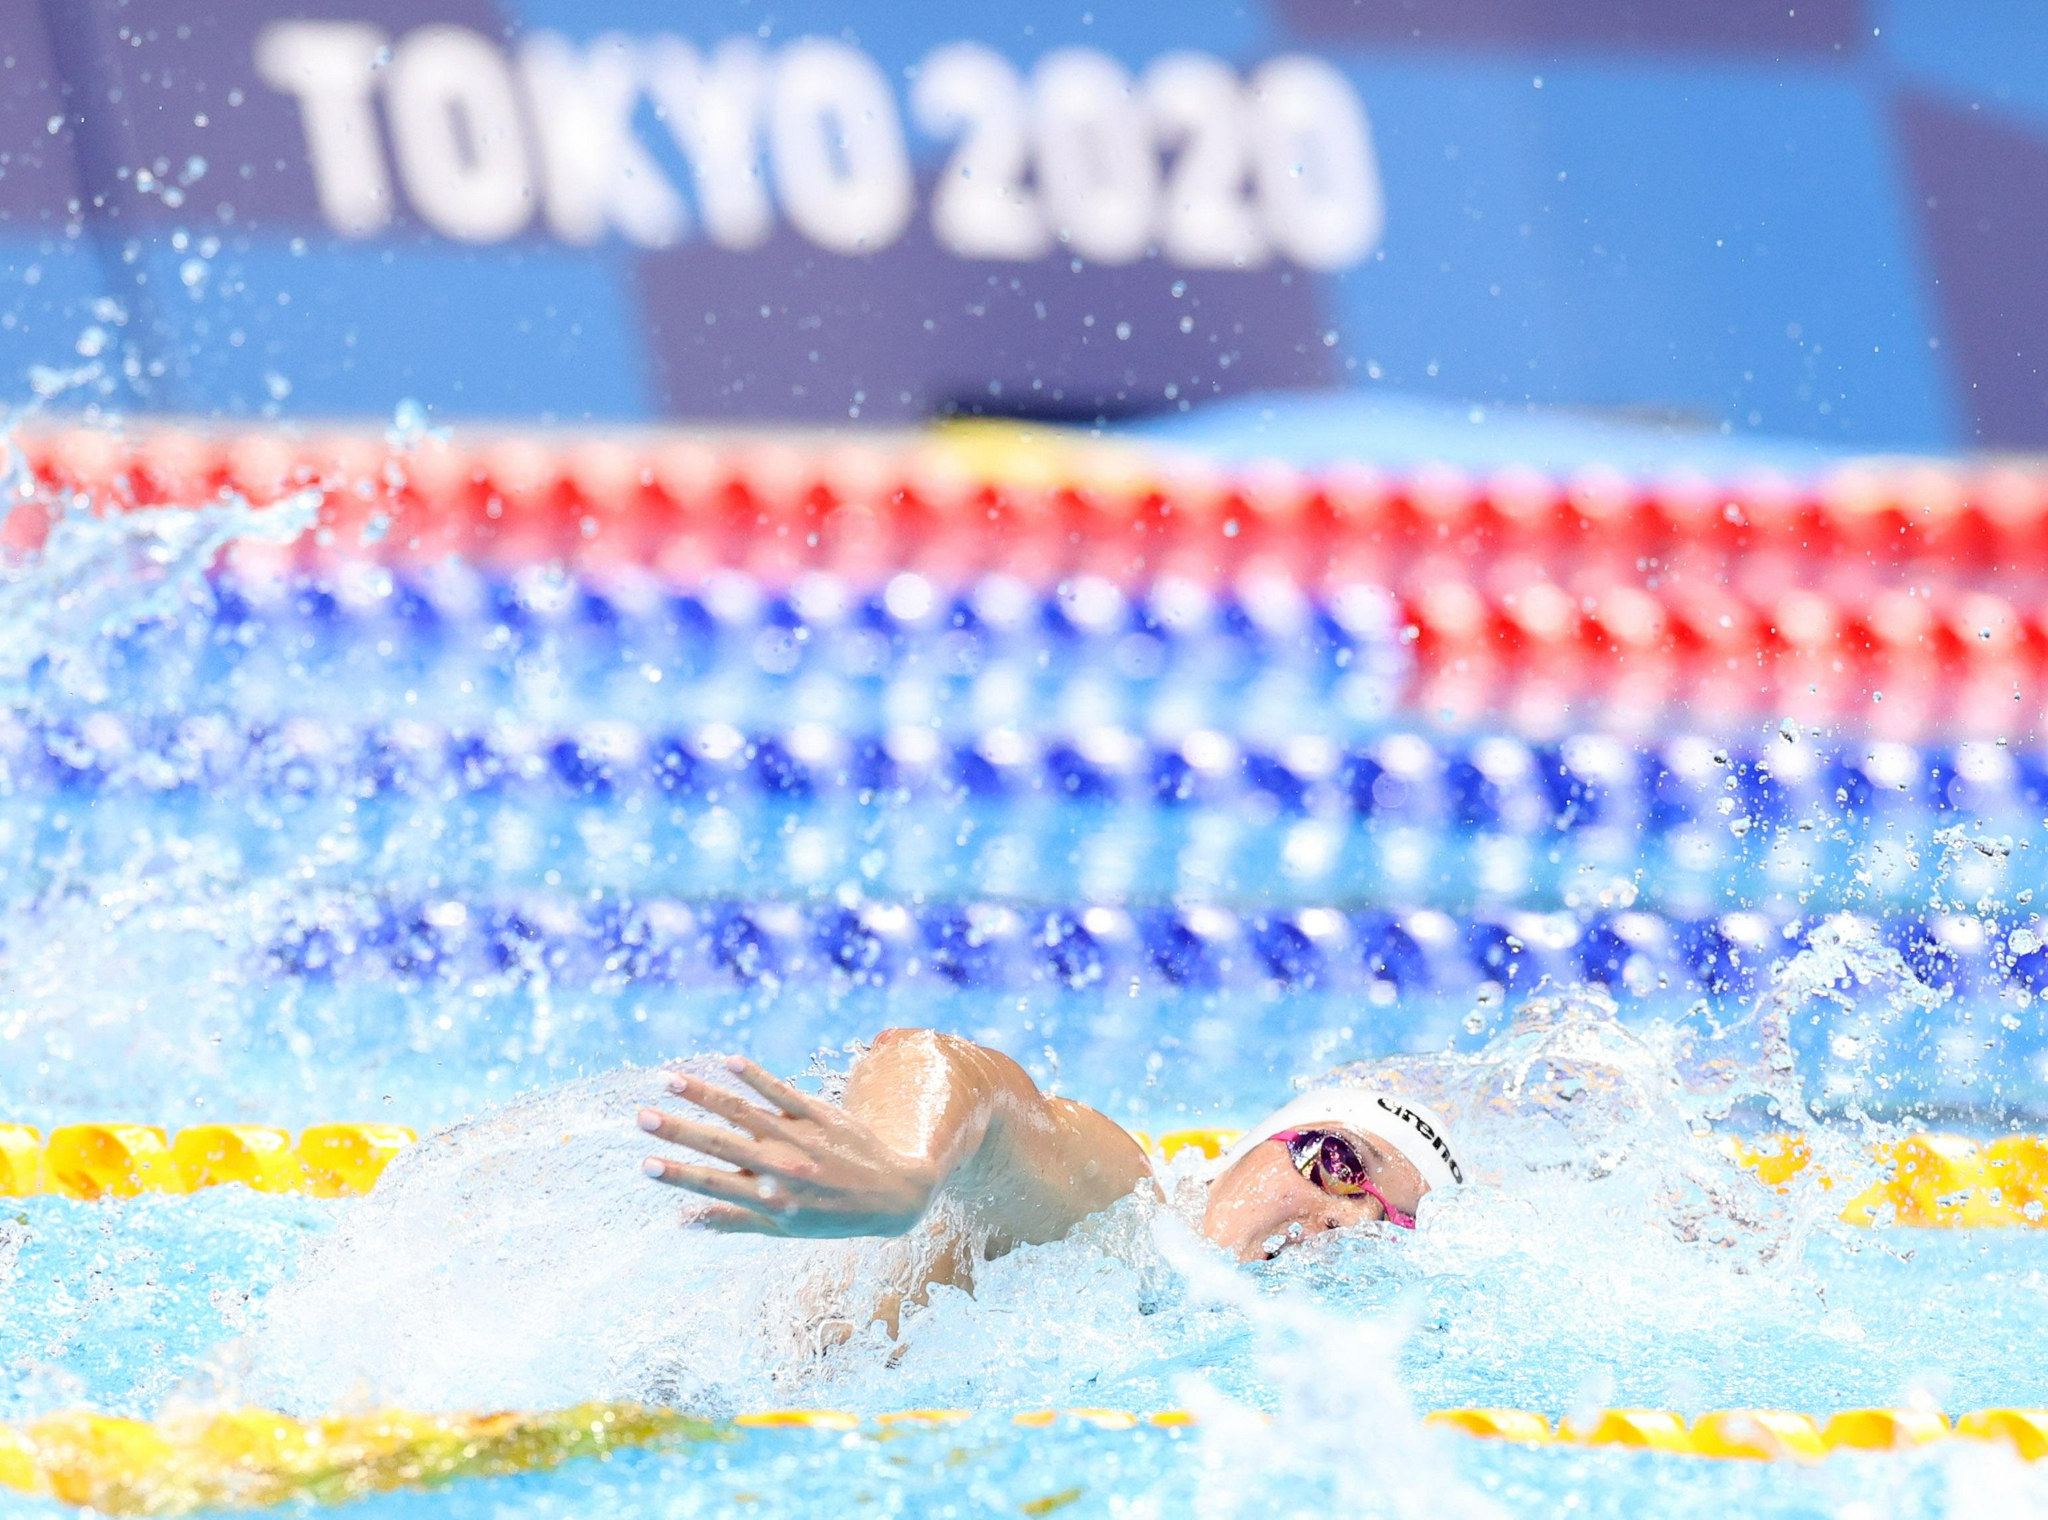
[18,426,2048,591]
[18,424,2048,734]
[1397,562,2048,736]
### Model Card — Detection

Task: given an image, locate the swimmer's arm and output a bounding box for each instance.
[638,1030,1153,1249]
[845,1028,1155,1252]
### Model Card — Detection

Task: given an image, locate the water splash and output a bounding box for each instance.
[212,918,1954,1427]
[1157,1213,1502,1520]
[0,477,315,709]
[1943,1441,2048,1518]
[1310,915,1946,1269]
[231,1059,994,1416]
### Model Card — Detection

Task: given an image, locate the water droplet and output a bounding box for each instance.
[389,398,429,442]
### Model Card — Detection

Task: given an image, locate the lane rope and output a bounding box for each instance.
[6,715,2029,840]
[26,426,2047,734]
[232,892,2046,1003]
[28,423,2046,576]
[5,1121,2046,1227]
[1,1402,2041,1514]
[0,1123,415,1201]
[2,552,2031,731]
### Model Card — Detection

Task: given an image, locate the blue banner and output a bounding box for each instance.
[0,1,2041,449]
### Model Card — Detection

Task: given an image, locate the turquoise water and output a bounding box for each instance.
[4,491,2048,1517]
[9,1184,2048,1421]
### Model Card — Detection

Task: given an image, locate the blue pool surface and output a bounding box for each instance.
[4,489,2048,1518]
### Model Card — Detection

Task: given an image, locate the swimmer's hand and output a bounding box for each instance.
[638,1058,939,1238]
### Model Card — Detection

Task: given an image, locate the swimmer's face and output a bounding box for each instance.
[1199,1131,1428,1263]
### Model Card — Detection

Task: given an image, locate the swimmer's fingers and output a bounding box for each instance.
[638,1111,783,1174]
[642,1156,794,1214]
[664,1073,789,1138]
[723,1056,842,1126]
[688,1203,786,1235]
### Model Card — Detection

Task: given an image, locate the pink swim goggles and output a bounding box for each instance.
[1272,1128,1417,1229]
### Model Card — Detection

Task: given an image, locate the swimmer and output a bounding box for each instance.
[636,1029,1461,1285]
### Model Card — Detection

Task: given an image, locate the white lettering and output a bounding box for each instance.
[1249,55,1382,271]
[912,42,1048,261]
[1376,1096,1463,1182]
[1032,48,1156,265]
[1145,52,1266,270]
[384,25,535,244]
[767,38,913,256]
[644,38,774,252]
[518,32,686,249]
[254,20,392,237]
[257,27,1385,273]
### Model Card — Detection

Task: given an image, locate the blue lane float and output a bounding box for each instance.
[213,563,1403,648]
[9,713,2043,838]
[247,891,2044,1008]
[196,564,1413,708]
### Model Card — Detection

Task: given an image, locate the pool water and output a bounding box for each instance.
[4,481,2048,1517]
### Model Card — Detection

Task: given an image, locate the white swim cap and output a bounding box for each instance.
[1205,1088,1465,1195]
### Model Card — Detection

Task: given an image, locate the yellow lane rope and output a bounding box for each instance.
[0,1123,416,1200]
[8,1122,2048,1227]
[0,1403,713,1515]
[2,1403,2042,1514]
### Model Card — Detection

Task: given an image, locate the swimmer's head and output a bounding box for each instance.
[1197,1089,1463,1262]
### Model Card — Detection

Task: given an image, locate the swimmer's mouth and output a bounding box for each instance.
[1258,1210,1393,1258]
[1258,1221,1318,1258]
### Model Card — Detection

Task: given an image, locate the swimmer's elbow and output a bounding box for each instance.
[870,1027,980,1078]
